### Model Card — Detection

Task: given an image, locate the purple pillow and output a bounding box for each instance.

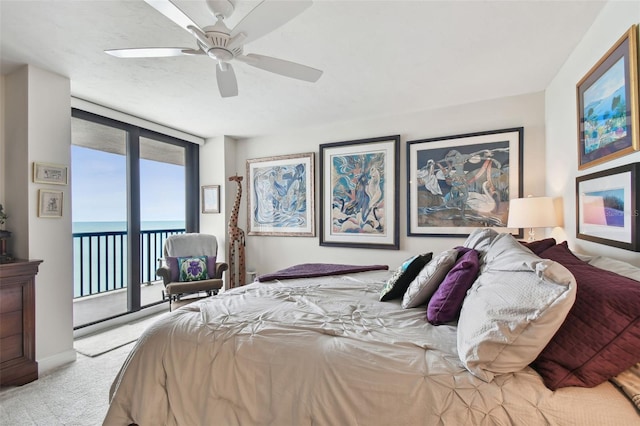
[166,255,217,281]
[518,237,556,255]
[532,242,640,389]
[426,248,479,325]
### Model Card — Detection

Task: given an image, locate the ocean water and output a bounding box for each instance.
[73,220,185,233]
[72,220,185,298]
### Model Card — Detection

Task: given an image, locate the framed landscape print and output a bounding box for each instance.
[576,163,639,251]
[319,135,399,250]
[407,128,523,237]
[246,152,315,237]
[577,24,639,170]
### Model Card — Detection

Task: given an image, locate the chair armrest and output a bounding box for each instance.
[214,262,229,279]
[156,266,172,286]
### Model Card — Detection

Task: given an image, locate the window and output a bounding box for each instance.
[71,109,199,328]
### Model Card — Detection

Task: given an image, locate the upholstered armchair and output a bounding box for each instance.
[157,233,228,310]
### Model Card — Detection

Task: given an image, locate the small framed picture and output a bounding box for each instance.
[38,190,63,218]
[576,162,639,251]
[577,25,639,170]
[201,185,220,214]
[33,162,68,185]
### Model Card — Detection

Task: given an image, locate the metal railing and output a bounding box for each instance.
[72,228,185,298]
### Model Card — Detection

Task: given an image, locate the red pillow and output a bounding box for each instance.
[518,238,556,255]
[532,242,640,389]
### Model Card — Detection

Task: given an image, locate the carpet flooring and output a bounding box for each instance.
[0,313,163,425]
[74,314,163,357]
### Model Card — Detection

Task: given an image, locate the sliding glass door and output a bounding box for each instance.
[71,109,199,328]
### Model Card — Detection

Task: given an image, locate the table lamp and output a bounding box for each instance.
[507,196,558,242]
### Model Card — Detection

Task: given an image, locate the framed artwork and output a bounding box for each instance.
[576,162,639,251]
[246,152,315,236]
[319,135,399,250]
[201,185,220,214]
[38,190,63,218]
[33,162,68,185]
[407,128,523,237]
[577,24,639,170]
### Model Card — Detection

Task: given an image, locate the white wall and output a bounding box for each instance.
[235,92,546,276]
[4,65,76,373]
[545,2,640,267]
[200,135,238,288]
[0,75,5,206]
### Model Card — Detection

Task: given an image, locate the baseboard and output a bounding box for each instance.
[73,303,168,339]
[37,349,77,376]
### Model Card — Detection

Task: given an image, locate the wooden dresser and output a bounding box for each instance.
[0,259,42,386]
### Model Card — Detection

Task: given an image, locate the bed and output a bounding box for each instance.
[104,229,639,425]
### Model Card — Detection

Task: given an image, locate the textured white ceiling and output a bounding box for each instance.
[1,1,606,139]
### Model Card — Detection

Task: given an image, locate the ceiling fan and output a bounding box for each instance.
[105,0,323,97]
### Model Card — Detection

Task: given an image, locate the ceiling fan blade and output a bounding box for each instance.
[236,53,322,82]
[230,0,312,46]
[145,0,203,34]
[105,48,192,58]
[216,62,238,97]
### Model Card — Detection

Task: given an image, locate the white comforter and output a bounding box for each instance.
[104,270,638,425]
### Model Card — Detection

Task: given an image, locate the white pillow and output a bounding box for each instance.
[401,248,458,308]
[587,256,640,282]
[457,233,576,382]
[462,228,500,267]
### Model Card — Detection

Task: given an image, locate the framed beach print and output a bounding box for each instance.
[577,24,639,170]
[319,135,400,250]
[33,162,68,185]
[38,189,63,218]
[576,163,639,252]
[246,152,315,237]
[407,128,523,237]
[201,185,220,214]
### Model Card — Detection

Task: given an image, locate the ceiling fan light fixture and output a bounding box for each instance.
[207,47,233,61]
[109,0,322,98]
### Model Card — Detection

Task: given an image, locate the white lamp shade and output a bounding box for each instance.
[507,197,558,228]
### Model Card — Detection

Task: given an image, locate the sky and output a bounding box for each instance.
[71,145,185,223]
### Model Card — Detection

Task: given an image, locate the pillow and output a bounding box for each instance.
[462,228,500,262]
[457,233,576,382]
[178,256,209,282]
[427,247,479,325]
[587,256,640,282]
[401,248,459,308]
[166,255,217,281]
[610,363,640,410]
[532,242,640,389]
[380,253,433,301]
[518,237,556,255]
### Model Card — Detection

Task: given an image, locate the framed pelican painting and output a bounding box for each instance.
[407,128,523,237]
[246,152,315,237]
[320,135,400,250]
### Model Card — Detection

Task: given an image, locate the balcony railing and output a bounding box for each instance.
[72,228,185,298]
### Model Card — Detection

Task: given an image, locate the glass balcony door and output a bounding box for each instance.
[71,110,198,329]
[139,136,186,308]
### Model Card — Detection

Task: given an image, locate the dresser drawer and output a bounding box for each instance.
[0,286,22,314]
[0,334,23,364]
[0,310,22,339]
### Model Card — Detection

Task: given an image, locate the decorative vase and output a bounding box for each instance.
[0,230,12,263]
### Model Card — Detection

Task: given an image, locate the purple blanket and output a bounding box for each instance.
[256,263,389,282]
